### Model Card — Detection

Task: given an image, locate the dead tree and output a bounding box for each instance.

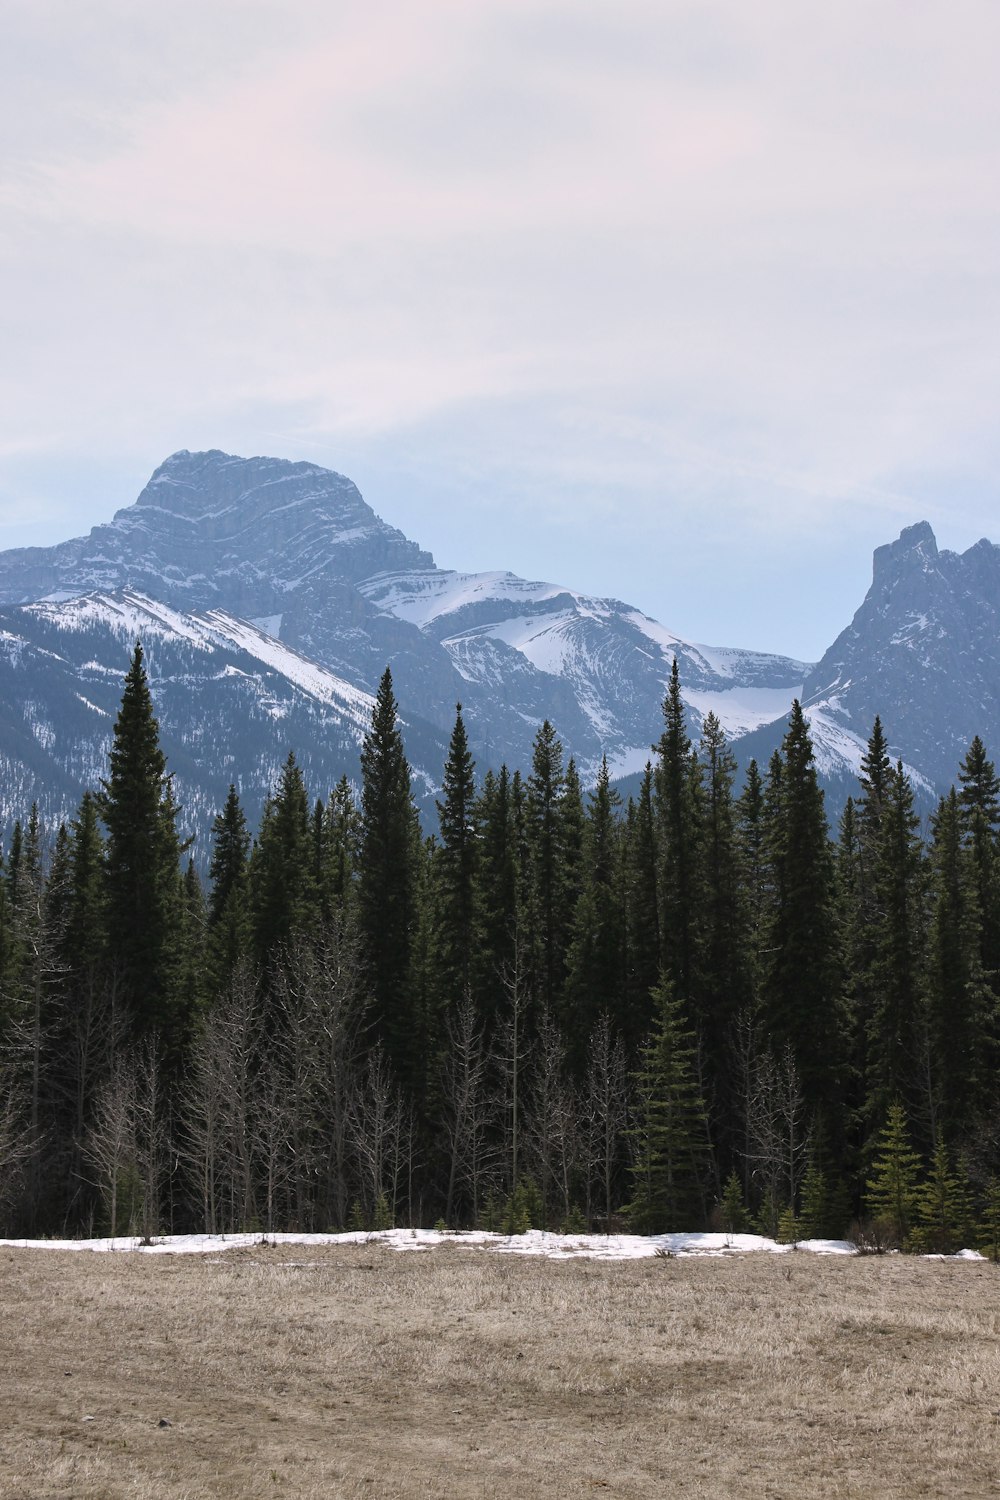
[580,1013,629,1226]
[439,993,495,1226]
[524,1009,579,1225]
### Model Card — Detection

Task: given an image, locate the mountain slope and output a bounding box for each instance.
[0,591,448,838]
[0,450,810,783]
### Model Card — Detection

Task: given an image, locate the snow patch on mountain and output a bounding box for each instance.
[684,683,803,738]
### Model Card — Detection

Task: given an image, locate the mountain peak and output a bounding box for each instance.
[872,520,938,583]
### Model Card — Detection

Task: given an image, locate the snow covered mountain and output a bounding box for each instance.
[0,590,448,837]
[0,450,988,832]
[0,451,809,799]
[723,521,1000,812]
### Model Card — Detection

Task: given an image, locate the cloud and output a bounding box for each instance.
[0,0,997,655]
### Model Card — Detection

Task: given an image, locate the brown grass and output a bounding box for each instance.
[3,1242,1000,1498]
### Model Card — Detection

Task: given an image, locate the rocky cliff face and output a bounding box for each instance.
[800,521,1000,792]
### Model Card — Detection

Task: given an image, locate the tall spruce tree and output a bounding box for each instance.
[100,642,185,1041]
[434,705,478,1008]
[524,720,568,1016]
[926,789,989,1144]
[471,765,521,1029]
[206,785,251,994]
[653,660,704,1006]
[249,753,317,963]
[760,702,845,1126]
[357,668,422,1085]
[864,762,926,1137]
[564,758,625,1066]
[698,712,747,1170]
[957,737,1000,1050]
[622,765,660,1052]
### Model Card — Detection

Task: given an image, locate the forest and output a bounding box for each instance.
[1,642,998,1255]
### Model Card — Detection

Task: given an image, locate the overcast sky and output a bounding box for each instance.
[1,0,997,660]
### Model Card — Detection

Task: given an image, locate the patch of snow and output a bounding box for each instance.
[249,614,283,638]
[0,1229,859,1259]
[360,569,573,629]
[604,745,656,781]
[684,684,801,739]
[202,611,373,717]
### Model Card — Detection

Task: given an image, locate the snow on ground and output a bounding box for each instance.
[0,1229,868,1259]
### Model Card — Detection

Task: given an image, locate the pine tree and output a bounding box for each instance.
[249,752,317,963]
[978,1175,1000,1262]
[926,789,989,1143]
[322,775,360,916]
[524,720,568,1016]
[622,765,660,1052]
[471,765,520,1029]
[862,761,926,1134]
[735,758,767,1007]
[434,705,478,1007]
[564,758,625,1065]
[912,1140,972,1255]
[653,660,704,1004]
[627,976,709,1233]
[698,712,748,1170]
[206,785,251,992]
[957,737,1000,1065]
[357,668,422,1086]
[100,643,185,1040]
[865,1101,922,1248]
[760,702,845,1124]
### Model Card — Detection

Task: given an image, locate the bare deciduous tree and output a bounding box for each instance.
[580,1013,629,1226]
[524,1009,579,1225]
[439,993,495,1226]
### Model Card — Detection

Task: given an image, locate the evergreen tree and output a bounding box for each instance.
[433,705,478,1007]
[926,789,989,1143]
[564,758,625,1066]
[622,765,660,1052]
[735,758,767,1007]
[865,1101,922,1247]
[760,702,845,1124]
[322,775,360,916]
[698,712,747,1170]
[249,752,317,963]
[912,1140,972,1254]
[524,720,568,1016]
[864,762,926,1135]
[627,976,709,1232]
[653,660,704,1004]
[471,765,520,1029]
[357,668,422,1085]
[957,737,1000,1059]
[206,785,251,992]
[99,643,185,1040]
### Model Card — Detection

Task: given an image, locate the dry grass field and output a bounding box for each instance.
[3,1242,1000,1499]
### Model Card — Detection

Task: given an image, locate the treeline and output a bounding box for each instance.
[1,644,1000,1252]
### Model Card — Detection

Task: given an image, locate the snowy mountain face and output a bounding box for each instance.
[0,451,809,810]
[0,450,985,833]
[0,590,447,840]
[357,567,809,781]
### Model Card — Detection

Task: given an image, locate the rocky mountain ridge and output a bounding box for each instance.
[0,449,990,831]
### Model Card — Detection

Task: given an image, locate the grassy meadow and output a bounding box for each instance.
[3,1243,1000,1498]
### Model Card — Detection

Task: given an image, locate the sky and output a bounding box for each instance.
[1,0,998,662]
